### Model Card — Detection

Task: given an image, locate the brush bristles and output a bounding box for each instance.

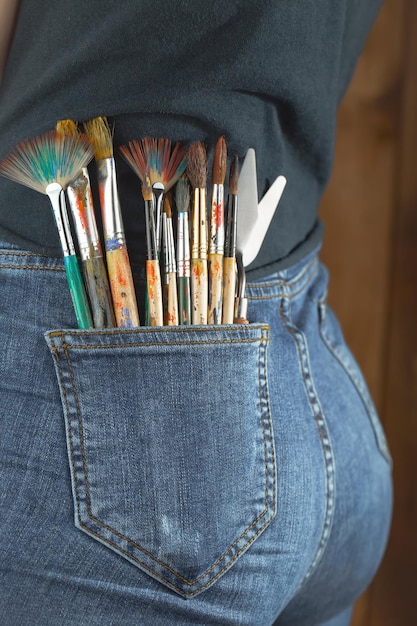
[83,116,114,161]
[119,140,147,181]
[0,130,94,194]
[186,142,207,189]
[229,154,239,195]
[175,175,190,213]
[120,137,187,190]
[212,136,227,185]
[56,119,78,136]
[141,173,153,202]
[164,193,173,219]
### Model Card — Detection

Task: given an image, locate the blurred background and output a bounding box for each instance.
[319,0,416,623]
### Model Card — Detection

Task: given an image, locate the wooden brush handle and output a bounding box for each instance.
[208,253,223,325]
[82,255,115,328]
[146,259,164,326]
[106,246,140,328]
[164,272,179,326]
[222,256,237,324]
[191,258,208,325]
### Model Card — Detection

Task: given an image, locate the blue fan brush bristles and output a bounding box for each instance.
[0,130,94,193]
[0,129,94,329]
[119,137,187,190]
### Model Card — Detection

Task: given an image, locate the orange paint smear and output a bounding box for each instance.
[76,191,89,234]
[212,201,224,229]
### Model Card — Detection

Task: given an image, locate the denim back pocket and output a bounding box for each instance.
[44,324,276,597]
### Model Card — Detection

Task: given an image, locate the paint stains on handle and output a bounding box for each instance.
[146,259,163,326]
[208,253,223,324]
[222,256,237,324]
[83,254,116,328]
[106,246,139,328]
[191,258,208,325]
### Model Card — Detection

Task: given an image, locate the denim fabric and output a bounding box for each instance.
[0,239,392,625]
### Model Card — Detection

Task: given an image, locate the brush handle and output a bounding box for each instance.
[82,254,115,328]
[191,258,208,325]
[163,272,179,326]
[222,256,237,324]
[178,276,191,325]
[146,260,163,326]
[234,251,249,324]
[106,246,140,328]
[63,255,93,329]
[208,253,223,324]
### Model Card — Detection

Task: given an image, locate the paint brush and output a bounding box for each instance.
[187,142,208,325]
[119,137,186,325]
[56,120,115,328]
[119,137,187,255]
[222,154,239,324]
[208,136,227,324]
[0,130,93,329]
[162,193,179,325]
[175,175,191,325]
[84,116,139,328]
[142,172,163,326]
[234,250,249,324]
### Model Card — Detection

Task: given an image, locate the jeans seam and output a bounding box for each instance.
[279,297,336,587]
[0,264,64,271]
[47,323,269,340]
[49,338,84,528]
[48,337,264,350]
[248,258,317,291]
[246,259,319,301]
[51,327,276,596]
[319,313,392,465]
[0,250,53,257]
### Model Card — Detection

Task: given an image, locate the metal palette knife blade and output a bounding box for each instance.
[237,148,287,268]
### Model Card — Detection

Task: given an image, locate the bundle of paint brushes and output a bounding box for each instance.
[0,117,245,329]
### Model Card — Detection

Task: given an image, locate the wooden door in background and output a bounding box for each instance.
[319,0,417,624]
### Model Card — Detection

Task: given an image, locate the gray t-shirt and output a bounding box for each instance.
[0,0,381,279]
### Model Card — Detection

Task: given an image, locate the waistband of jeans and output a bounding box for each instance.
[246,246,321,300]
[0,234,322,301]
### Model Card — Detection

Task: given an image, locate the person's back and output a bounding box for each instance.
[0,2,392,624]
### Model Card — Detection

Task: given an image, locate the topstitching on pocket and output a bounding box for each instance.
[44,324,276,598]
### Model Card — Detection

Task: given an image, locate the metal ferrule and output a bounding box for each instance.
[145,198,158,260]
[66,170,95,261]
[97,157,125,245]
[82,167,101,251]
[191,189,200,259]
[46,182,76,257]
[162,212,169,281]
[177,212,190,278]
[167,216,177,274]
[209,184,224,255]
[199,188,207,259]
[153,183,165,254]
[225,195,238,258]
[163,213,176,276]
[235,251,248,320]
[235,292,248,322]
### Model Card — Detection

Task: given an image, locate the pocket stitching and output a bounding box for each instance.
[50,329,276,596]
[279,298,336,586]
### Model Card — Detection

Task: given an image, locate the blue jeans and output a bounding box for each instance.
[0,238,392,625]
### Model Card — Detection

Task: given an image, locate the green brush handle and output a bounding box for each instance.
[64,254,93,329]
[178,276,191,325]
